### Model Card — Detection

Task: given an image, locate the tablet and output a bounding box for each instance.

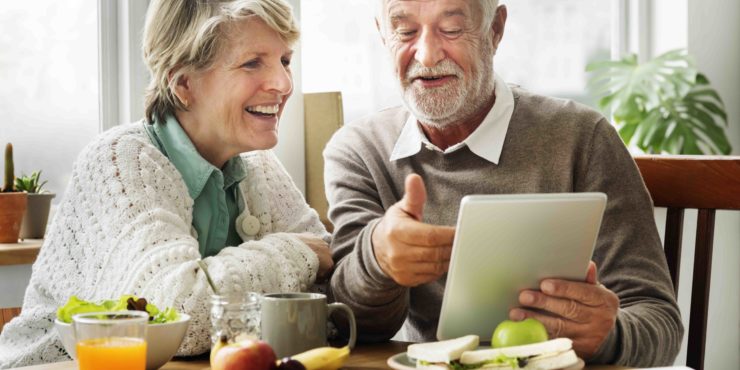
[436,193,607,341]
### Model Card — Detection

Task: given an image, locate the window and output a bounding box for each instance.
[0,1,99,197]
[301,0,613,124]
[301,0,398,126]
[496,0,612,106]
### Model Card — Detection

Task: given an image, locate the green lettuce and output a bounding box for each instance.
[56,295,180,324]
[418,353,531,370]
[457,354,531,369]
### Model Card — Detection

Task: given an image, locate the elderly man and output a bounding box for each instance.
[324,0,682,367]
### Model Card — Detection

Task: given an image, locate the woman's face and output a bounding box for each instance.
[176,18,293,166]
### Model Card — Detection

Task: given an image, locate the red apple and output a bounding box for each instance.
[212,339,277,370]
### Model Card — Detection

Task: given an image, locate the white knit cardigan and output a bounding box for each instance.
[0,123,329,368]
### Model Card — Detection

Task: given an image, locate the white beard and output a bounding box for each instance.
[398,43,495,129]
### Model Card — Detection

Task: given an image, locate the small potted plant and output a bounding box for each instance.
[0,143,28,243]
[16,171,55,239]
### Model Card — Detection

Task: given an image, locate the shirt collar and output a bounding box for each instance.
[151,115,247,199]
[390,73,515,164]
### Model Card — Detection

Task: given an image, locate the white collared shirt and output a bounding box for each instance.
[390,73,515,164]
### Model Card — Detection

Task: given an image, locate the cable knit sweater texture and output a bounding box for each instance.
[0,123,329,369]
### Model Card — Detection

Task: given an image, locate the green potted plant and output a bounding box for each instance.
[0,143,28,243]
[16,171,55,239]
[587,48,731,154]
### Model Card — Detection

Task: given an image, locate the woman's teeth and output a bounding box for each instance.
[246,105,279,115]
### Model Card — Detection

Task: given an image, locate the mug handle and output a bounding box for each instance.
[327,302,357,349]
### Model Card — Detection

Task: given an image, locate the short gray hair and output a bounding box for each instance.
[143,0,300,124]
[377,0,499,34]
[479,0,500,33]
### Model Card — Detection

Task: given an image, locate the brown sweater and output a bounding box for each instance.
[323,88,683,367]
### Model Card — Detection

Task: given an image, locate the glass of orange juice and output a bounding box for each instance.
[72,311,148,370]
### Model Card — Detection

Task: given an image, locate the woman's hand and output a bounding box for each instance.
[296,233,334,282]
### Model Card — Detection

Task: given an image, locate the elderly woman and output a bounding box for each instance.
[0,0,331,367]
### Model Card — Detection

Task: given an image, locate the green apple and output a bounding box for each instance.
[491,318,548,348]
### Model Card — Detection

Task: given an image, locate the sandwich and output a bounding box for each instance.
[459,338,578,369]
[407,335,479,369]
[407,336,578,370]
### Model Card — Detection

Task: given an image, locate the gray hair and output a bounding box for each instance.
[377,0,500,34]
[143,0,300,124]
[479,0,500,33]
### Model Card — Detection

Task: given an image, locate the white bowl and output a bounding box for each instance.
[55,313,190,370]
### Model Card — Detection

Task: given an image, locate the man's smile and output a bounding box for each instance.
[412,74,458,88]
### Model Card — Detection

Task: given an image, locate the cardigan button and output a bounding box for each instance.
[241,215,261,236]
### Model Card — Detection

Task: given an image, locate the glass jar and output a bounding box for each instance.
[210,292,261,345]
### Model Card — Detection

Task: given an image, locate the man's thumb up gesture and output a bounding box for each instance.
[372,174,456,287]
[400,173,426,221]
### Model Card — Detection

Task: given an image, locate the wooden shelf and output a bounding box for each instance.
[0,239,42,266]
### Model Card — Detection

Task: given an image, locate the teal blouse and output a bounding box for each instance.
[143,116,245,257]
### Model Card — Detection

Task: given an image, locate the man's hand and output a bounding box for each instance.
[296,233,334,282]
[510,261,619,359]
[372,174,456,287]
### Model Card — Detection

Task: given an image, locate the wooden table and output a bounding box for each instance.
[15,341,631,369]
[0,239,42,266]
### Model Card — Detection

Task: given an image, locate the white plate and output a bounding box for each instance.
[387,351,586,370]
[386,352,417,370]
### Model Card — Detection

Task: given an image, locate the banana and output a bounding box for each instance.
[290,345,350,370]
[209,335,228,365]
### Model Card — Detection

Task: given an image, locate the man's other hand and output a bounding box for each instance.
[371,174,455,287]
[297,233,334,282]
[510,261,619,359]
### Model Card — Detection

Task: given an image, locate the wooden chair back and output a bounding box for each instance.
[0,307,21,333]
[634,155,740,370]
[304,92,344,232]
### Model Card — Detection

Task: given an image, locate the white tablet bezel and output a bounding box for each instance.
[436,192,607,341]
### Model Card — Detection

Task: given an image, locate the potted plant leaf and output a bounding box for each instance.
[16,171,55,239]
[587,48,731,154]
[0,143,28,243]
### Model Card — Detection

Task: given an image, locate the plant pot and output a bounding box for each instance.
[20,193,55,239]
[0,192,28,243]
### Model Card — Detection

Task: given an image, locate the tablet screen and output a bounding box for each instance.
[437,193,607,341]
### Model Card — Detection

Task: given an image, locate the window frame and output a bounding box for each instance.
[101,0,654,132]
[612,0,653,61]
[98,0,149,131]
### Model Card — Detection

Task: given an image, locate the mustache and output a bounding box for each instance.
[405,59,463,81]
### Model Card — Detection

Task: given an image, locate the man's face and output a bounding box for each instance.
[380,0,496,128]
